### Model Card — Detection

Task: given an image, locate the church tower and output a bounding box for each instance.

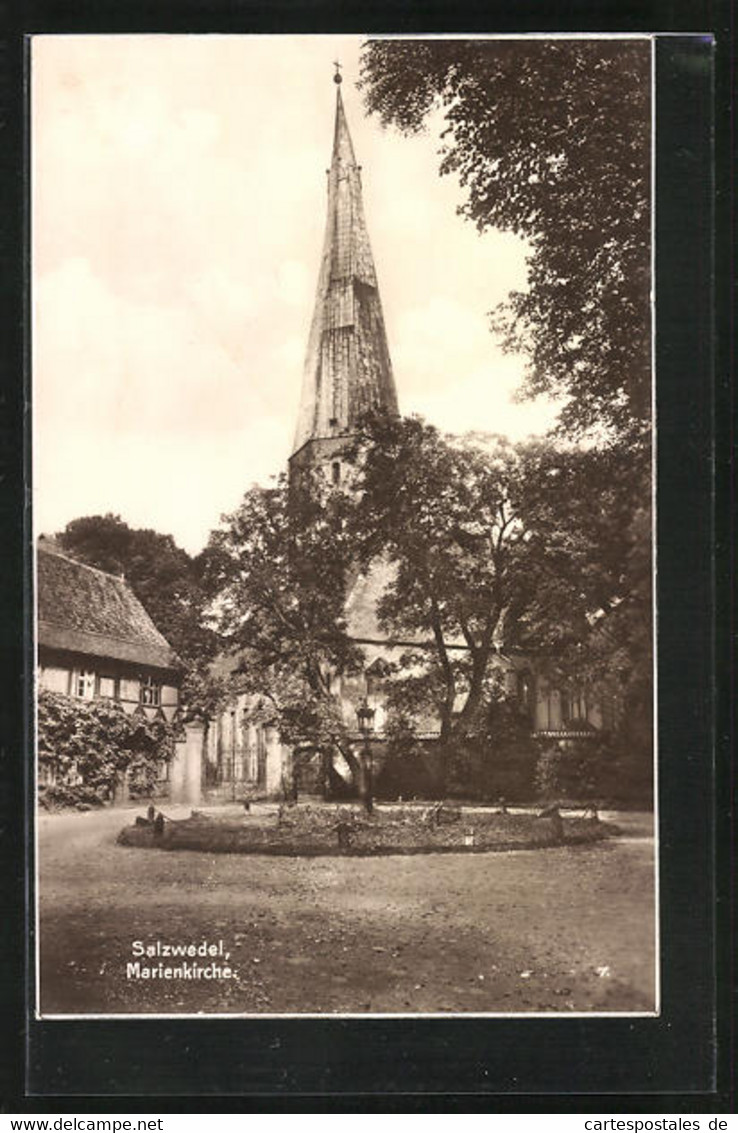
[289,67,399,493]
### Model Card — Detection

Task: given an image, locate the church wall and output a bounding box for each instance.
[263,727,288,795]
[289,434,359,500]
[204,697,291,800]
[531,674,605,737]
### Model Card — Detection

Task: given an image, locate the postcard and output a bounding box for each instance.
[32,33,659,1024]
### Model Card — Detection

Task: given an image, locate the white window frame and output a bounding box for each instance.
[74,669,96,700]
[140,674,161,707]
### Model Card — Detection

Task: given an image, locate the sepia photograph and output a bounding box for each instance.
[32,33,656,1019]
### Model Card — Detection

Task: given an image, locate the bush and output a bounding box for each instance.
[379,698,540,802]
[534,741,597,800]
[38,782,103,811]
[534,736,653,806]
[375,747,442,800]
[37,689,175,807]
[446,736,537,802]
[446,698,539,802]
[379,718,445,799]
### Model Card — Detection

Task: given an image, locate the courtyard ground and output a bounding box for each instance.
[36,804,656,1016]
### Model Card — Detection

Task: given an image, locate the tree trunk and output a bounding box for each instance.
[338,743,373,811]
[455,626,498,737]
[459,600,501,721]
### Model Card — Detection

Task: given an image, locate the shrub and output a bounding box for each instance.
[37,689,175,806]
[534,735,653,806]
[379,717,445,799]
[446,736,537,802]
[376,747,442,800]
[534,739,606,801]
[38,782,102,811]
[446,698,539,802]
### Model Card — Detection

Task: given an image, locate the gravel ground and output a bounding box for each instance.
[37,804,656,1016]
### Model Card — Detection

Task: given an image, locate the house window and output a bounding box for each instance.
[99,675,117,699]
[331,461,341,485]
[75,670,95,700]
[140,675,161,707]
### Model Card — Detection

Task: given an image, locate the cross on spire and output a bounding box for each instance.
[333,59,343,84]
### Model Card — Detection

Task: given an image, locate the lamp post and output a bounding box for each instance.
[230,708,237,802]
[356,698,376,815]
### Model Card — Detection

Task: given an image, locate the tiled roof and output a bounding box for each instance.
[37,546,181,672]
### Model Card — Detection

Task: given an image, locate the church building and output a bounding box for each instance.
[201,70,605,802]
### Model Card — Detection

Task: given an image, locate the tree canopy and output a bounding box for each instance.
[350,413,651,761]
[57,513,216,666]
[359,39,651,443]
[202,476,375,802]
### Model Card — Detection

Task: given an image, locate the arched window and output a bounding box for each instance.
[517,672,533,717]
[331,461,341,485]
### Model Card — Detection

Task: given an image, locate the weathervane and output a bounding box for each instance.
[333,60,343,84]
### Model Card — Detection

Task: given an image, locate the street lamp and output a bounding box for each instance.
[230,708,237,802]
[356,698,376,814]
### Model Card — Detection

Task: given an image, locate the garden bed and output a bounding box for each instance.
[116,803,617,856]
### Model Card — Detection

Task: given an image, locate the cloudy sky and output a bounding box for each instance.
[32,34,559,554]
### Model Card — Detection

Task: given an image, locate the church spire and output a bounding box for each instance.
[290,71,399,470]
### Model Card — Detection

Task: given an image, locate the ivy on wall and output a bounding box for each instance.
[37,689,176,808]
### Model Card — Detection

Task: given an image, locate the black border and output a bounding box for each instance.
[0,3,728,1110]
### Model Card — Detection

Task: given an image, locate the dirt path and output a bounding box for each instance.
[36,806,656,1016]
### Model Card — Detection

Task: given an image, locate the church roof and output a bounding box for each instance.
[291,79,398,456]
[344,556,469,652]
[37,545,181,672]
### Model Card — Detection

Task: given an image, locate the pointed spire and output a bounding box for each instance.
[291,72,398,459]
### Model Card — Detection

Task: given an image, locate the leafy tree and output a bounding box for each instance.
[359,39,651,443]
[350,413,649,778]
[202,475,374,806]
[546,499,653,784]
[359,40,653,780]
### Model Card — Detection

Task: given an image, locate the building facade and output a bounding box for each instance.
[36,541,193,796]
[37,541,182,719]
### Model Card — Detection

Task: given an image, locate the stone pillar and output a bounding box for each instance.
[112,768,130,806]
[170,721,204,805]
[264,726,288,797]
[549,690,562,731]
[533,680,550,732]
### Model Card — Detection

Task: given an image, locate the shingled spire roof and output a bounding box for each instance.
[291,75,399,457]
